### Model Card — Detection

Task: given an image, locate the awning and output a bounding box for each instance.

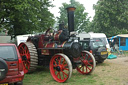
[117,34,128,37]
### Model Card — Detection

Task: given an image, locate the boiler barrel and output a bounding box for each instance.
[63,42,82,58]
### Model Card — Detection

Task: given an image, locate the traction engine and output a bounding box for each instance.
[18,7,96,83]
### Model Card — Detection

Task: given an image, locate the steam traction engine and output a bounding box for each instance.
[18,7,96,83]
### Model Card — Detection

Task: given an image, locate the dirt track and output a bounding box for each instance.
[93,56,128,85]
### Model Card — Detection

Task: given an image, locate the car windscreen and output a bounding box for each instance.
[91,39,105,48]
[80,41,90,50]
[0,46,18,61]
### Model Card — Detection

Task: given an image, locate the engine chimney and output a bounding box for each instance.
[66,7,76,34]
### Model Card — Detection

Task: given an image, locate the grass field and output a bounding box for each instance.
[23,67,98,85]
[23,58,128,85]
[22,51,128,85]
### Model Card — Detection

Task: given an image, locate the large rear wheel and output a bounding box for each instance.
[18,42,38,73]
[50,53,72,83]
[76,51,96,75]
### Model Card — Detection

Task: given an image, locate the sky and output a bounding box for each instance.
[49,0,98,21]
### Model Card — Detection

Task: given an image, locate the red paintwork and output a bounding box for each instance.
[38,34,45,48]
[45,43,55,48]
[18,43,30,74]
[54,30,62,41]
[0,43,24,84]
[76,52,93,74]
[36,34,66,56]
[50,54,69,82]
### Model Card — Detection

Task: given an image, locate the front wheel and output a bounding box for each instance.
[76,51,96,75]
[50,53,72,83]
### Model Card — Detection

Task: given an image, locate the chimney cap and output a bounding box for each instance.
[66,7,76,11]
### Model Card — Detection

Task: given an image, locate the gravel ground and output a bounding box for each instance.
[93,56,128,85]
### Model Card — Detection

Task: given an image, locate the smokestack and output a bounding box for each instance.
[66,7,76,34]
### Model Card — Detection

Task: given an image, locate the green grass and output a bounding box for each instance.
[23,67,98,85]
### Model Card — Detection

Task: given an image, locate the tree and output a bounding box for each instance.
[0,0,55,36]
[57,0,90,33]
[91,0,128,37]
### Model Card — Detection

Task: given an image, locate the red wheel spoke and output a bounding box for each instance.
[26,54,30,59]
[89,60,93,62]
[27,60,30,64]
[59,57,62,65]
[25,49,28,54]
[64,68,69,71]
[20,47,24,51]
[62,71,68,77]
[54,61,57,67]
[63,64,68,67]
[58,72,61,79]
[82,53,86,60]
[87,55,90,60]
[62,71,65,79]
[56,72,59,76]
[79,58,84,62]
[86,66,91,71]
[62,59,65,65]
[82,54,86,59]
[88,63,93,67]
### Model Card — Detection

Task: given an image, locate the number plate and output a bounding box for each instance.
[101,51,107,55]
[0,83,8,85]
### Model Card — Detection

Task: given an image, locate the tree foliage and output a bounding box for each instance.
[0,0,55,36]
[57,0,90,33]
[91,0,128,37]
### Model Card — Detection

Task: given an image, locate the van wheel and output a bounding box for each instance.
[97,60,104,63]
[14,81,23,85]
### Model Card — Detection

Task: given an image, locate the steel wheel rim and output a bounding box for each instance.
[76,51,95,74]
[18,43,30,74]
[50,54,72,83]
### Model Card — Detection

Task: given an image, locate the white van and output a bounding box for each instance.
[77,32,109,63]
[77,32,110,50]
[16,34,34,45]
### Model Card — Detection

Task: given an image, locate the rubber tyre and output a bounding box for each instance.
[0,58,8,81]
[50,53,72,83]
[76,51,96,75]
[97,59,104,63]
[14,81,23,85]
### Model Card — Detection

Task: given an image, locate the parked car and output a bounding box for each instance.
[77,32,111,51]
[0,43,24,85]
[80,38,108,63]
